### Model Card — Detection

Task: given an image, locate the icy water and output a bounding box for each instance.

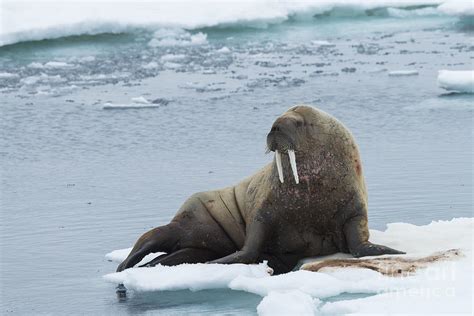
[1,10,473,315]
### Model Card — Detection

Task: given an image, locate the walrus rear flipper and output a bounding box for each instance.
[140,248,219,267]
[116,223,181,272]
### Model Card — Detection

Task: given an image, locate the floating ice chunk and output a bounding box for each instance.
[163,62,182,69]
[0,72,18,78]
[105,247,164,266]
[257,290,320,316]
[80,56,96,62]
[142,61,159,69]
[105,248,132,262]
[102,103,160,110]
[190,32,207,45]
[148,29,207,47]
[437,70,473,93]
[160,54,186,62]
[20,74,65,85]
[104,262,272,292]
[44,61,73,68]
[27,62,44,69]
[217,46,231,53]
[180,81,207,90]
[311,40,333,46]
[388,70,419,76]
[21,76,41,85]
[131,96,150,104]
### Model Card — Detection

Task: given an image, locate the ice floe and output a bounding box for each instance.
[388,70,419,76]
[142,61,159,69]
[437,70,473,93]
[104,217,473,315]
[102,96,161,109]
[104,262,272,292]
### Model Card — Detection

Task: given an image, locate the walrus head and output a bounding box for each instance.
[266,106,312,185]
[266,105,345,185]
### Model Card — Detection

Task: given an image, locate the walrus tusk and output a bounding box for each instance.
[288,150,299,184]
[275,150,284,183]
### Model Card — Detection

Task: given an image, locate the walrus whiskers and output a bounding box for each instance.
[275,150,284,183]
[288,149,299,184]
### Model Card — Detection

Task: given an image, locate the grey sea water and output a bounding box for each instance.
[1,13,473,315]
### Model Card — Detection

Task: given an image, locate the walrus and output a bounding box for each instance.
[116,105,404,275]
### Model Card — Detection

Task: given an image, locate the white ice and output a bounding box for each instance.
[130,96,150,104]
[44,61,74,68]
[142,61,159,69]
[257,290,321,316]
[104,262,272,292]
[217,46,231,54]
[0,72,18,78]
[311,40,334,46]
[105,247,164,266]
[438,0,474,16]
[3,0,471,47]
[102,96,162,109]
[437,70,474,93]
[160,54,186,62]
[148,30,207,47]
[105,217,473,315]
[388,70,419,76]
[102,103,160,110]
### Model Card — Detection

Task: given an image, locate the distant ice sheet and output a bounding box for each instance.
[2,0,470,47]
[438,0,474,16]
[437,70,474,93]
[104,218,473,315]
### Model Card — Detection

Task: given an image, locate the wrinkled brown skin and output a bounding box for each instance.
[117,105,404,275]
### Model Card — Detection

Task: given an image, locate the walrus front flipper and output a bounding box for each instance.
[210,217,268,265]
[351,242,405,258]
[344,215,405,258]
